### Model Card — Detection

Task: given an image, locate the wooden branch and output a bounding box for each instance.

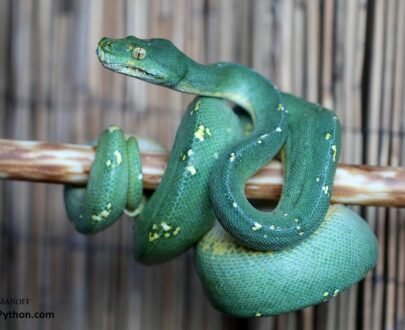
[0,138,404,207]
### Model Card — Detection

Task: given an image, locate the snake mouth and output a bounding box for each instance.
[99,62,163,81]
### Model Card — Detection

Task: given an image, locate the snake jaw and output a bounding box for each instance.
[99,61,163,82]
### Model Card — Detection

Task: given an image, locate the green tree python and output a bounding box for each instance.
[64,36,378,317]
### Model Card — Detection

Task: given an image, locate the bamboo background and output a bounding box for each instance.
[0,0,404,329]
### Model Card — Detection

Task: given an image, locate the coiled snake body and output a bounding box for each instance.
[64,36,378,317]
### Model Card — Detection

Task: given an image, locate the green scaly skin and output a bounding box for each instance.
[63,36,378,317]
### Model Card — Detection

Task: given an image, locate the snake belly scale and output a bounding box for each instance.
[63,36,378,317]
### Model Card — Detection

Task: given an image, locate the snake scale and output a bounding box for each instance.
[64,36,378,317]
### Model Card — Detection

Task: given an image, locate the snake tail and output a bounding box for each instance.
[64,126,142,233]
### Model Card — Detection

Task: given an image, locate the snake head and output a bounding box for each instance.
[96,36,189,87]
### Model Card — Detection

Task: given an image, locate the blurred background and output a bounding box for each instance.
[0,0,404,329]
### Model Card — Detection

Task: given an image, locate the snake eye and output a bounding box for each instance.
[132,47,146,60]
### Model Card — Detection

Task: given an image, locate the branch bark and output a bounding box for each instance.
[0,138,404,207]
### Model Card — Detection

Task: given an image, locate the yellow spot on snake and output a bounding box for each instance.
[252,222,262,231]
[194,125,211,141]
[331,145,337,162]
[186,165,197,175]
[333,289,340,296]
[190,100,201,114]
[277,103,285,112]
[173,227,181,236]
[181,149,194,162]
[325,132,332,140]
[152,224,158,230]
[323,291,329,297]
[149,232,160,242]
[99,210,111,218]
[164,233,171,238]
[255,312,262,317]
[322,185,329,195]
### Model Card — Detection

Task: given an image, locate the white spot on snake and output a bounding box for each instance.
[270,225,275,230]
[294,218,299,222]
[91,215,103,222]
[322,185,329,195]
[275,127,282,132]
[316,177,320,182]
[152,224,158,230]
[333,289,340,296]
[252,222,262,231]
[277,104,285,112]
[213,152,219,159]
[99,210,111,218]
[108,125,120,133]
[331,145,337,162]
[160,222,172,231]
[284,213,288,216]
[230,153,236,162]
[138,173,143,180]
[263,234,268,238]
[260,133,269,139]
[232,202,238,208]
[296,225,301,230]
[226,127,232,133]
[164,233,171,238]
[114,150,123,165]
[299,232,304,236]
[106,160,112,167]
[255,312,262,317]
[257,139,262,144]
[186,165,197,175]
[187,149,193,156]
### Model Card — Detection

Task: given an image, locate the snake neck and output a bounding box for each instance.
[174,61,286,130]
